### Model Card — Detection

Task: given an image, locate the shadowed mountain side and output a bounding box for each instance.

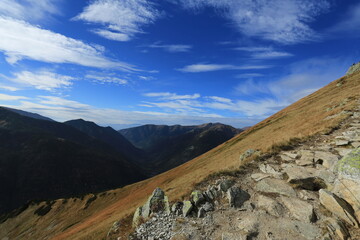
[120,123,241,174]
[64,119,147,164]
[4,107,54,122]
[0,108,146,214]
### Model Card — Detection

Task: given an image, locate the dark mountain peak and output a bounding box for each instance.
[2,107,54,122]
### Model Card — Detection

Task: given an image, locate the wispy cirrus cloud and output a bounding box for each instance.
[86,74,128,85]
[143,92,200,100]
[175,0,331,44]
[4,70,74,91]
[178,63,271,73]
[0,0,60,22]
[0,93,28,101]
[235,46,293,59]
[74,0,160,42]
[0,17,135,70]
[148,42,192,52]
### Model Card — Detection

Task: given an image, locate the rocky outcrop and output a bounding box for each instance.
[123,108,360,240]
[346,62,360,76]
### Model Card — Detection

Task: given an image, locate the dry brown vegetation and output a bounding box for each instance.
[1,71,360,240]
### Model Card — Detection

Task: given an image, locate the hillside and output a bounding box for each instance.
[120,123,241,174]
[64,119,146,164]
[0,108,146,215]
[1,70,360,239]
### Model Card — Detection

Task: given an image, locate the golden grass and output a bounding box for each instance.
[1,71,360,240]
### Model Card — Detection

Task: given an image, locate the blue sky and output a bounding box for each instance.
[0,0,359,129]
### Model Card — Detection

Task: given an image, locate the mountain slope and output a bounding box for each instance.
[4,107,54,121]
[0,107,146,214]
[64,119,146,163]
[1,70,360,239]
[120,123,241,174]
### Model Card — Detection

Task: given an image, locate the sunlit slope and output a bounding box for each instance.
[1,71,360,240]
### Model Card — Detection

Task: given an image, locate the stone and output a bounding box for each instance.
[255,178,296,197]
[142,188,168,218]
[333,178,360,221]
[171,202,183,216]
[314,151,339,169]
[107,220,121,238]
[257,195,285,217]
[237,215,259,235]
[346,62,360,75]
[279,154,293,162]
[227,186,250,208]
[239,149,260,162]
[251,173,270,182]
[282,152,299,159]
[190,190,205,206]
[335,147,360,180]
[182,200,193,217]
[352,142,360,148]
[297,150,314,166]
[205,185,220,200]
[319,189,359,227]
[336,148,354,157]
[197,207,206,218]
[259,164,283,178]
[202,202,214,212]
[298,190,318,201]
[284,166,327,190]
[325,218,349,240]
[218,179,235,192]
[336,140,349,146]
[133,206,143,227]
[280,196,316,222]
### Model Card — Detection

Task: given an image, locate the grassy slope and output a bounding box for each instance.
[1,72,360,240]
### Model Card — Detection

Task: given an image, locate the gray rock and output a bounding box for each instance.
[280,196,316,222]
[257,195,285,217]
[171,202,183,216]
[352,142,360,148]
[298,190,318,201]
[297,150,314,166]
[255,178,296,197]
[142,188,168,218]
[237,215,259,235]
[182,200,193,217]
[133,206,143,227]
[226,186,250,208]
[190,190,205,207]
[239,149,257,162]
[282,152,299,159]
[284,165,327,190]
[251,172,271,182]
[336,148,353,157]
[335,147,360,180]
[325,218,349,240]
[202,202,214,212]
[333,178,360,221]
[197,207,206,218]
[218,179,235,192]
[319,189,359,227]
[314,151,339,169]
[336,140,349,146]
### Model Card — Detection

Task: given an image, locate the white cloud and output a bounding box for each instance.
[235,73,264,78]
[235,46,293,59]
[0,0,60,22]
[148,43,192,52]
[0,93,28,101]
[75,0,160,41]
[206,96,232,103]
[7,70,74,91]
[0,16,135,70]
[144,92,200,100]
[176,0,331,44]
[0,85,20,91]
[178,63,271,72]
[86,74,128,85]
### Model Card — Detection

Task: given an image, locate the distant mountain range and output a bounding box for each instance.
[0,106,242,215]
[119,123,242,174]
[0,107,146,214]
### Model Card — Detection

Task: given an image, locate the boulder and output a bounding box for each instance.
[202,202,214,212]
[336,148,353,157]
[325,218,349,240]
[335,147,360,180]
[314,151,339,169]
[333,178,360,221]
[218,179,235,192]
[319,189,359,227]
[239,149,260,162]
[257,195,285,217]
[352,142,360,148]
[182,200,193,217]
[197,207,206,218]
[336,140,349,146]
[190,190,205,206]
[259,164,283,178]
[282,152,299,159]
[255,178,296,197]
[297,150,314,166]
[226,186,250,208]
[280,196,316,222]
[251,173,271,182]
[171,202,183,216]
[284,165,327,190]
[132,206,143,227]
[237,215,259,235]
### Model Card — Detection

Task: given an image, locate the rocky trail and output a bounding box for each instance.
[107,103,360,240]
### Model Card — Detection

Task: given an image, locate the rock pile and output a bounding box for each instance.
[108,106,360,240]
